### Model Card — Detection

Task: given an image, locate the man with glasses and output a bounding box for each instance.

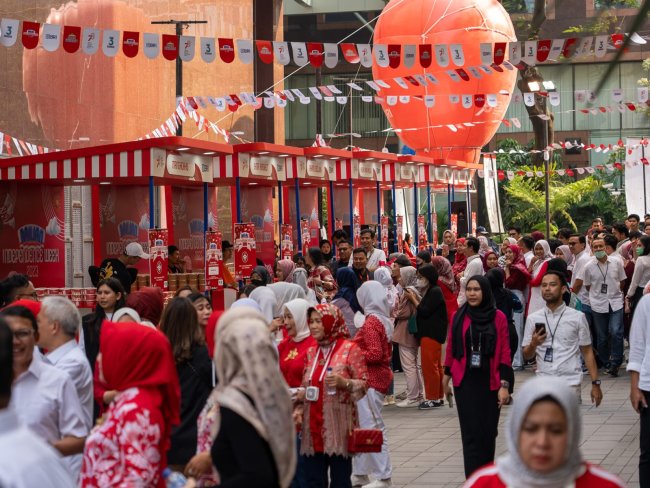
[507,226,522,241]
[0,273,38,307]
[0,301,87,480]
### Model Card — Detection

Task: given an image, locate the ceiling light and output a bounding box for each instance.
[257,151,269,155]
[542,80,555,90]
[249,182,258,186]
[313,155,323,158]
[527,81,541,92]
[99,181,111,185]
[73,179,85,183]
[278,154,289,157]
[203,151,216,155]
[303,182,312,185]
[177,147,190,151]
[330,157,338,160]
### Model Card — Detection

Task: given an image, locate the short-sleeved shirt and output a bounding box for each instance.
[523,303,591,386]
[572,251,592,306]
[582,256,627,313]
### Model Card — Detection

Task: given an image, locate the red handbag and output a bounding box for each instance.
[347,397,383,454]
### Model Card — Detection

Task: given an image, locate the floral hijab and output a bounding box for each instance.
[431,256,457,292]
[309,303,349,345]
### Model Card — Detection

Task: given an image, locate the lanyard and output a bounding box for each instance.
[596,261,609,282]
[544,309,566,348]
[308,340,337,385]
[468,323,481,353]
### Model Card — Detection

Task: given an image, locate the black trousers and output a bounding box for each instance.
[455,370,501,478]
[641,390,650,488]
[303,453,352,488]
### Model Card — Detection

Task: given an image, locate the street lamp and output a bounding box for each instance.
[528,79,555,240]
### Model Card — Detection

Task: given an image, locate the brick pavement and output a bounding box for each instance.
[383,369,641,487]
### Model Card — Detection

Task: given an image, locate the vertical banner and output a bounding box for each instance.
[234,223,256,281]
[471,212,477,236]
[148,229,169,290]
[309,207,320,243]
[334,218,343,259]
[0,184,65,287]
[396,215,404,253]
[451,213,458,236]
[300,218,311,250]
[281,224,294,260]
[417,215,428,250]
[353,214,361,248]
[205,231,223,290]
[380,215,389,256]
[483,155,505,234]
[625,138,650,217]
[432,212,439,248]
[239,187,274,267]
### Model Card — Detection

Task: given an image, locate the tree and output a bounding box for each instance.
[639,58,650,118]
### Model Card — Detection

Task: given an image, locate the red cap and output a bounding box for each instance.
[2,299,41,317]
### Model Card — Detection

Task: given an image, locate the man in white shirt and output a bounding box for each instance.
[37,296,93,476]
[569,233,597,347]
[457,237,484,306]
[519,235,535,267]
[359,228,386,272]
[0,303,88,480]
[604,234,624,266]
[581,237,627,377]
[0,318,75,488]
[522,271,602,405]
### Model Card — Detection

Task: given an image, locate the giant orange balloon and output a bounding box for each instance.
[373,0,517,163]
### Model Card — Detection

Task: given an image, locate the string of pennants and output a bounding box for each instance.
[0,130,59,156]
[0,16,643,69]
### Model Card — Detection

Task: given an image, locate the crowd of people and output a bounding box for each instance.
[6,212,650,487]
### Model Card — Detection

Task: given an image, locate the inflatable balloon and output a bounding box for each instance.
[373,0,517,163]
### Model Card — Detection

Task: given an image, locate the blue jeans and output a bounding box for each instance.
[291,435,308,488]
[592,306,624,369]
[303,453,352,488]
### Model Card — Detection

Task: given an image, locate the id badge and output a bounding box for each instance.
[470,351,482,368]
[544,347,554,363]
[600,283,608,294]
[305,386,320,402]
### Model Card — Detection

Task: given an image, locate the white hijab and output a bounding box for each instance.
[282,298,310,343]
[268,282,306,309]
[496,377,584,488]
[355,280,394,341]
[533,239,554,272]
[249,286,278,323]
[373,266,398,309]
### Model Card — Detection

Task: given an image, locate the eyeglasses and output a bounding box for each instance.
[15,292,38,300]
[13,329,34,340]
[508,232,517,237]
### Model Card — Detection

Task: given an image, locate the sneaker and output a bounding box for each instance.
[395,391,408,401]
[607,367,619,378]
[418,400,443,410]
[363,480,392,488]
[383,395,396,406]
[396,398,420,408]
[352,475,370,487]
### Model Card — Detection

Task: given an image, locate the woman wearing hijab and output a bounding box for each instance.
[208,306,296,488]
[276,259,297,282]
[478,236,491,258]
[503,245,531,370]
[443,275,512,479]
[404,264,449,410]
[249,286,283,342]
[320,240,334,263]
[465,377,624,487]
[498,238,518,268]
[431,256,459,324]
[373,266,398,310]
[437,230,458,265]
[452,238,468,288]
[80,322,181,487]
[351,281,394,488]
[297,303,368,487]
[305,248,337,302]
[331,266,362,337]
[393,266,424,408]
[291,268,318,305]
[250,265,272,287]
[483,251,499,272]
[527,239,554,316]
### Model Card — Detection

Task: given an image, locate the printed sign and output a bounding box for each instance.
[234,223,256,281]
[148,228,169,290]
[281,224,293,261]
[353,214,361,248]
[418,215,428,251]
[380,215,389,256]
[334,218,343,259]
[432,212,439,248]
[205,231,223,290]
[451,213,458,236]
[300,218,311,250]
[472,212,477,236]
[396,215,404,254]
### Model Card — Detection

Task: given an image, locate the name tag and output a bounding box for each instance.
[544,347,554,362]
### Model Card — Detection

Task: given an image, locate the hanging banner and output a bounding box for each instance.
[179,35,195,62]
[300,218,311,250]
[281,224,294,261]
[205,231,223,290]
[418,215,428,251]
[396,215,404,254]
[432,211,438,248]
[471,212,477,236]
[451,213,458,236]
[334,218,343,259]
[148,228,169,290]
[102,29,119,57]
[143,33,159,59]
[236,39,253,64]
[1,19,19,47]
[0,184,65,288]
[200,37,216,63]
[82,27,99,55]
[41,23,61,52]
[21,21,40,50]
[380,215,389,256]
[234,223,256,281]
[625,138,650,217]
[122,31,139,58]
[162,34,179,61]
[483,155,505,234]
[273,41,291,65]
[353,214,361,248]
[218,38,235,63]
[62,25,81,53]
[256,40,274,64]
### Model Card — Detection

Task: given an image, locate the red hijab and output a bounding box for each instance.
[100,321,180,454]
[508,245,529,275]
[309,303,349,345]
[482,251,498,272]
[205,310,225,357]
[451,237,468,276]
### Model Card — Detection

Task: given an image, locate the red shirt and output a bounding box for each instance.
[440,282,458,325]
[465,463,625,488]
[353,315,393,394]
[278,336,316,388]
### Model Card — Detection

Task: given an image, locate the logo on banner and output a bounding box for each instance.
[419,44,432,68]
[102,30,119,57]
[18,225,45,248]
[162,34,178,60]
[256,40,273,64]
[387,44,401,68]
[218,38,235,63]
[200,37,216,63]
[236,39,253,64]
[180,36,195,62]
[122,31,139,58]
[341,43,360,63]
[21,21,40,50]
[291,42,309,66]
[1,19,19,47]
[306,42,324,67]
[82,27,99,55]
[273,41,290,65]
[118,220,139,242]
[62,26,81,53]
[324,43,339,68]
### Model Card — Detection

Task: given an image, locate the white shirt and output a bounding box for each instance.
[0,409,75,488]
[572,250,592,306]
[457,254,484,306]
[524,250,534,267]
[628,255,650,298]
[583,256,627,313]
[628,294,650,389]
[523,303,592,386]
[11,352,88,479]
[348,247,386,270]
[45,340,94,431]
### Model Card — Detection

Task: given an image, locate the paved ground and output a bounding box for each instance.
[383,369,641,487]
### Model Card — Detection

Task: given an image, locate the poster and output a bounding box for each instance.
[353,214,361,248]
[281,224,293,260]
[432,212,439,248]
[0,183,65,287]
[300,218,311,250]
[471,212,477,236]
[234,223,256,280]
[380,215,389,256]
[171,186,218,272]
[99,185,150,275]
[287,186,318,250]
[205,231,223,290]
[417,214,428,251]
[148,228,169,290]
[239,186,274,267]
[396,215,404,253]
[451,213,458,237]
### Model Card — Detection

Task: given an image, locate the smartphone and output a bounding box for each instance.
[534,323,546,334]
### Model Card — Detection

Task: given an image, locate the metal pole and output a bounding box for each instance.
[348,178,354,229]
[447,183,452,230]
[544,98,551,240]
[295,179,302,253]
[426,181,432,242]
[148,176,155,229]
[329,180,335,241]
[278,181,283,225]
[643,143,648,215]
[203,182,208,232]
[391,181,397,253]
[466,183,472,235]
[235,177,241,222]
[376,181,381,228]
[413,182,418,241]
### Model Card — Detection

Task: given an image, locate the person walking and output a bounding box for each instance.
[503,245,531,370]
[331,267,362,337]
[458,237,484,307]
[527,240,554,316]
[627,235,650,316]
[443,276,512,478]
[431,256,459,324]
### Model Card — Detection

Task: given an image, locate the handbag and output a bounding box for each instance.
[347,396,383,454]
[407,314,418,335]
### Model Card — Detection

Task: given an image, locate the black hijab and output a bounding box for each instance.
[452,275,497,360]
